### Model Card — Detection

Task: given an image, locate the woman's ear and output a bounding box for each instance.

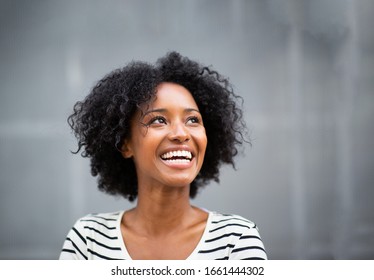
[121,139,133,158]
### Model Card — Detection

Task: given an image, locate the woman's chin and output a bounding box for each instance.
[162,176,194,189]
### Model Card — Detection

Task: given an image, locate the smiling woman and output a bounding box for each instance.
[121,83,207,193]
[59,52,267,260]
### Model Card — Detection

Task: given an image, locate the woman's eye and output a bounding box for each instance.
[186,116,201,125]
[149,116,167,125]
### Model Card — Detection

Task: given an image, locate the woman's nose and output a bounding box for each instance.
[168,122,190,142]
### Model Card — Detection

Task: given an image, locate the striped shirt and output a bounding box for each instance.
[59,211,267,260]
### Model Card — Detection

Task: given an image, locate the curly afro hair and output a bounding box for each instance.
[68,51,248,202]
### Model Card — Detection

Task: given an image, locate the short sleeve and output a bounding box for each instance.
[228,225,267,260]
[59,218,88,260]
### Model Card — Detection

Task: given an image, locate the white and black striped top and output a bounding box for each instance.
[59,211,267,260]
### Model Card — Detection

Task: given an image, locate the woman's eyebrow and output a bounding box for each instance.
[143,108,201,115]
[143,108,167,115]
[185,108,201,114]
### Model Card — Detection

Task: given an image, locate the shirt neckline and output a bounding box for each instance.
[115,209,213,260]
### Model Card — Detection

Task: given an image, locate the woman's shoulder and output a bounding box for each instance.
[76,211,123,221]
[193,211,267,260]
[60,211,125,260]
[208,211,258,229]
[70,211,124,233]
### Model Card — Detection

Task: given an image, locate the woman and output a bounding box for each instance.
[60,52,267,260]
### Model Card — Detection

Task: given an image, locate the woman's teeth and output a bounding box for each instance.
[160,150,192,161]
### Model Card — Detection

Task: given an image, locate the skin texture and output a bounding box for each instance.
[120,82,209,259]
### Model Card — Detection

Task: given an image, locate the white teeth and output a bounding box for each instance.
[161,150,192,160]
[167,159,190,163]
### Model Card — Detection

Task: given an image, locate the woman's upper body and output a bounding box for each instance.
[59,209,267,260]
[61,52,267,260]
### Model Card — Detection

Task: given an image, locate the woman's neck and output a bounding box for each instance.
[128,184,195,236]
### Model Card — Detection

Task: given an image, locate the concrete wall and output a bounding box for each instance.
[1,0,373,259]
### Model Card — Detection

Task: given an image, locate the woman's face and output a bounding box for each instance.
[122,82,207,190]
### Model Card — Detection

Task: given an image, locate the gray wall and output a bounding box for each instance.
[1,0,373,259]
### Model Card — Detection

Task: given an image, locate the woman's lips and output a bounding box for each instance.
[160,158,195,169]
[160,151,195,169]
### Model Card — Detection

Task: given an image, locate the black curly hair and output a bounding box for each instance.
[68,51,248,202]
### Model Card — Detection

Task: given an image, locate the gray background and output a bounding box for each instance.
[1,0,373,259]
